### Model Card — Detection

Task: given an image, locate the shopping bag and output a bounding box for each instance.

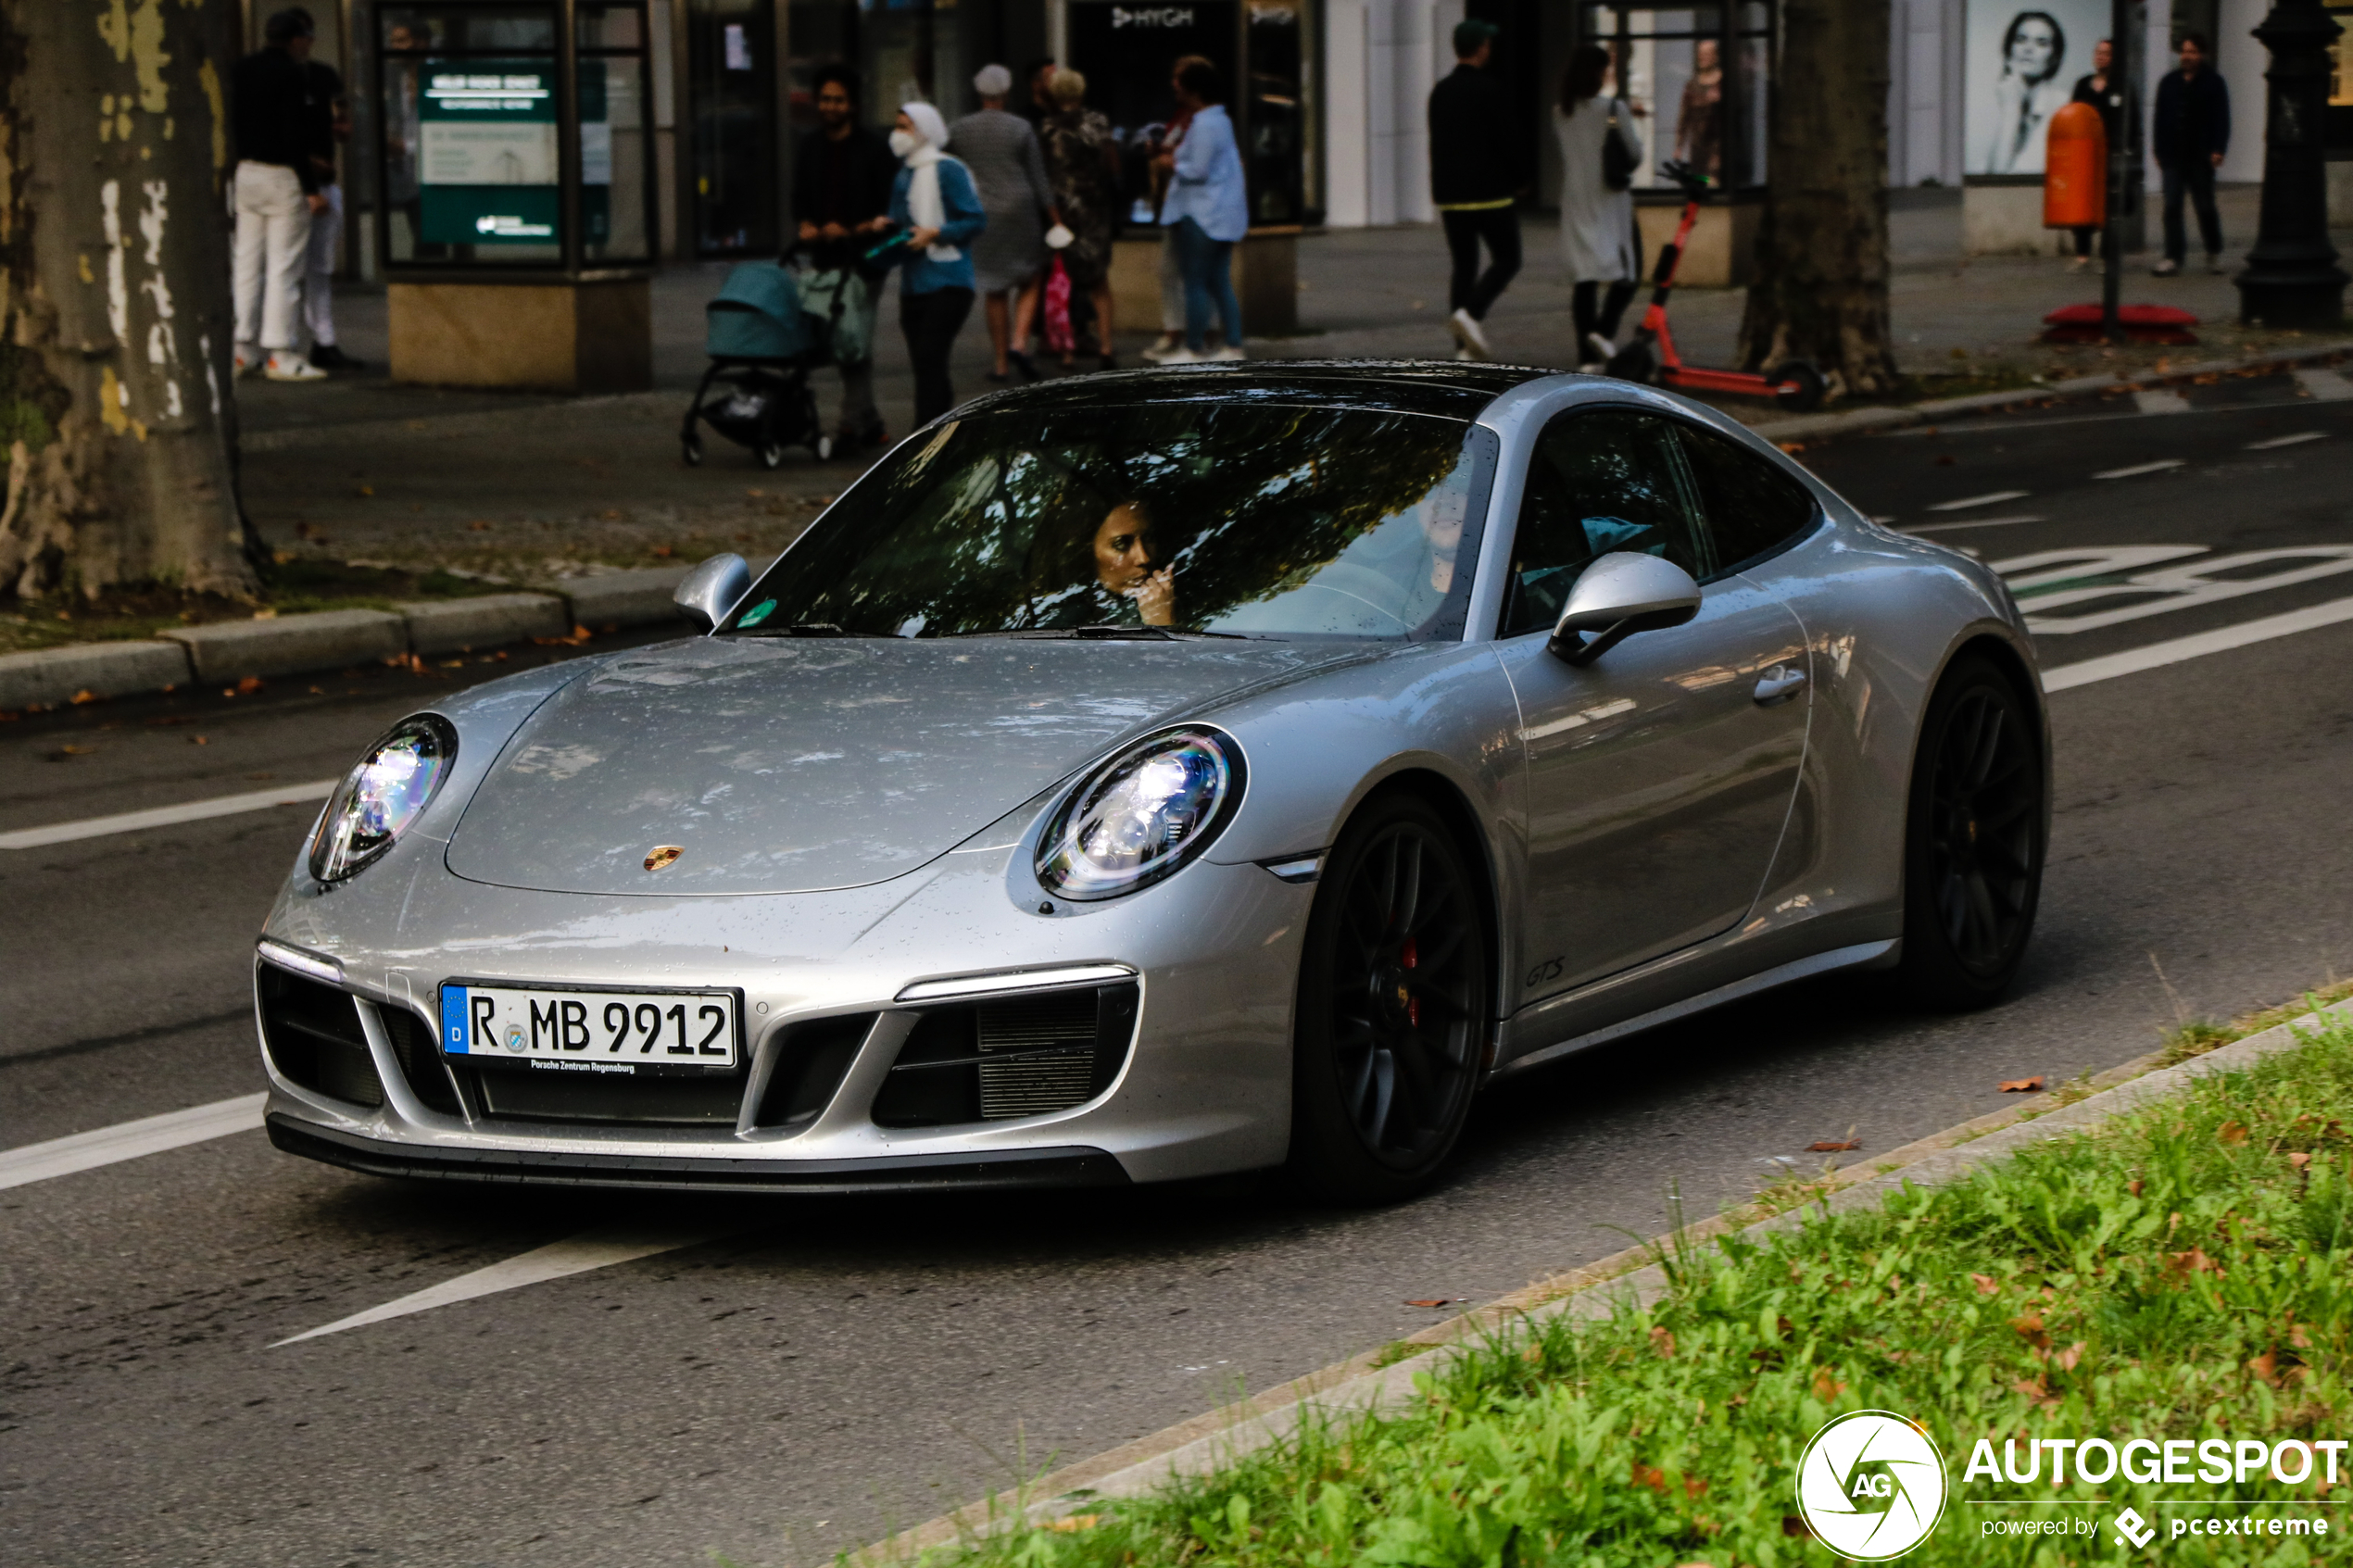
[1042,256,1075,356]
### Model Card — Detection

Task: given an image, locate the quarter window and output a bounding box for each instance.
[1674,425,1821,572]
[1500,408,1708,637]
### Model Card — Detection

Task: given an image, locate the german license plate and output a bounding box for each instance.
[438,983,740,1075]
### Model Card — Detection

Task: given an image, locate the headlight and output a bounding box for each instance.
[309,715,458,883]
[1036,727,1244,900]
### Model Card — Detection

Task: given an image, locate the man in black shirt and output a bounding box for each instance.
[231,10,329,381]
[793,66,897,450]
[2065,38,2121,271]
[2152,31,2231,276]
[1428,19,1519,361]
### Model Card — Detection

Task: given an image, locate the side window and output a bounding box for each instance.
[1675,425,1821,573]
[1500,408,1708,637]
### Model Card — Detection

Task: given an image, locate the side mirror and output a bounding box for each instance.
[674,552,752,632]
[1547,551,1702,666]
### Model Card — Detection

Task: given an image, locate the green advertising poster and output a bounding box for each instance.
[418,59,560,246]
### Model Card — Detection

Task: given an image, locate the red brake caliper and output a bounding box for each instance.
[1401,937,1419,1027]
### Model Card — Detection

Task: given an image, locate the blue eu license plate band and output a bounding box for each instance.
[441,985,471,1054]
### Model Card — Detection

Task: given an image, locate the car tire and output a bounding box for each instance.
[1895,655,2046,1010]
[1289,793,1491,1204]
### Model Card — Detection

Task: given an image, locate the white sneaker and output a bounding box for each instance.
[2150,257,2181,277]
[263,351,328,383]
[1209,343,1247,362]
[1140,337,1183,363]
[1578,361,1604,374]
[2067,255,2091,273]
[1586,332,1618,365]
[233,344,260,378]
[1450,307,1491,361]
[1455,346,1477,361]
[1154,345,1206,365]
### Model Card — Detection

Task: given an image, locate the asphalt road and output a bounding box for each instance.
[6,392,2353,1568]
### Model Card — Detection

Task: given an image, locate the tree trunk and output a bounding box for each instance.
[0,0,256,601]
[1736,0,1899,399]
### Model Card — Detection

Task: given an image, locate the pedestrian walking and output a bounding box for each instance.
[952,65,1057,383]
[1139,71,1205,363]
[230,9,329,383]
[1039,68,1124,370]
[886,103,986,425]
[2152,31,2230,277]
[1153,57,1248,364]
[1428,19,1519,362]
[1554,44,1643,371]
[792,65,897,452]
[2067,38,2121,273]
[289,7,359,370]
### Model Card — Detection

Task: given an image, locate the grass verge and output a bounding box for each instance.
[0,558,506,658]
[910,1002,2353,1568]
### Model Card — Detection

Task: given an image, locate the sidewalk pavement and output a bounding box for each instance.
[243,183,2347,582]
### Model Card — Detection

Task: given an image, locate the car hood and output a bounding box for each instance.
[443,635,1350,896]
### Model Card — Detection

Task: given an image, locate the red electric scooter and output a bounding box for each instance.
[1604,161,1826,412]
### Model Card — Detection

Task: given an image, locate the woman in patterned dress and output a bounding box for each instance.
[1038,68,1123,370]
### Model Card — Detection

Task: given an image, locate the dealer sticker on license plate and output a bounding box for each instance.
[439,984,740,1074]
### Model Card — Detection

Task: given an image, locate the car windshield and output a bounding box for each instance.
[721,403,1492,641]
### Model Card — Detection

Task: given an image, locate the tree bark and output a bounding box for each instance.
[0,0,256,601]
[1736,0,1899,399]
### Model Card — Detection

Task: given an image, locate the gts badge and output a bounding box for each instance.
[1524,957,1566,989]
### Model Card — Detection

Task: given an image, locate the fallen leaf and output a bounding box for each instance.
[2009,1311,2050,1348]
[440,659,465,668]
[492,650,510,661]
[467,520,493,532]
[2164,1247,2219,1279]
[189,734,208,746]
[0,710,20,722]
[1808,1140,1861,1153]
[1811,1367,1845,1401]
[2219,1121,2249,1145]
[1970,1273,2002,1295]
[2011,1375,2055,1404]
[1046,1515,1099,1533]
[1630,1460,1668,1493]
[2050,1341,2084,1372]
[2249,1349,2282,1386]
[234,676,264,695]
[46,744,95,760]
[1651,1326,1677,1358]
[2291,1323,2313,1349]
[356,484,373,496]
[650,545,673,558]
[69,688,99,705]
[1776,441,1806,454]
[2129,1179,2144,1197]
[1403,1298,1465,1309]
[1999,1077,2045,1093]
[1683,1475,1709,1499]
[2289,1151,2312,1170]
[251,608,278,621]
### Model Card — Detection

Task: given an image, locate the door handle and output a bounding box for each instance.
[1753,665,1807,706]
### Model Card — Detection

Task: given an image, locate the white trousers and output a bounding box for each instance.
[233,161,308,351]
[304,182,343,347]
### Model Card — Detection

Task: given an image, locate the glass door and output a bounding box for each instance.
[688,0,780,255]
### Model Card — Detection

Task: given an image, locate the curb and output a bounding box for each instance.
[866,997,2353,1562]
[1751,336,2353,446]
[0,565,694,713]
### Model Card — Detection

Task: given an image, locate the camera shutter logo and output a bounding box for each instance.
[1795,1410,1948,1560]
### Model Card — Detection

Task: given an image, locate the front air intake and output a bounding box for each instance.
[257,965,385,1109]
[871,983,1139,1128]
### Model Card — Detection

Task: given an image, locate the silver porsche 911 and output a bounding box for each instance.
[256,363,2048,1202]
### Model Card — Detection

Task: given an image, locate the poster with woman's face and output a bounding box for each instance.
[1965,0,2108,175]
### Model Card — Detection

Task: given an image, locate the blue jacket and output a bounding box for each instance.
[1162,105,1249,243]
[887,157,987,295]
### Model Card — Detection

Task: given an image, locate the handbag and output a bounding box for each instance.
[1042,255,1076,356]
[1602,101,1635,193]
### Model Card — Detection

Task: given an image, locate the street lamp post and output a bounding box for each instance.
[2235,0,2348,327]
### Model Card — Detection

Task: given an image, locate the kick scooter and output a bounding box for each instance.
[1604,161,1826,412]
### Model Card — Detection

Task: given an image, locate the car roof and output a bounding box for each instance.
[955,360,1562,421]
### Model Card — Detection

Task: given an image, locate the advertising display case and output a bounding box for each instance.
[374,0,657,390]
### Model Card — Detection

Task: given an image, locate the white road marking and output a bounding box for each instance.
[1897,514,2042,534]
[2092,458,2186,480]
[2044,594,2353,691]
[1926,490,2031,512]
[2246,431,2330,450]
[2294,367,2353,402]
[2133,389,2193,415]
[0,1094,265,1192]
[2017,546,2353,633]
[272,1224,744,1347]
[0,779,337,850]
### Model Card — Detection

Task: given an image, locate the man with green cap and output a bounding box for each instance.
[1427,17,1517,361]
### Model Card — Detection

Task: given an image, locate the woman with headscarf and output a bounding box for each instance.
[952,64,1057,382]
[1554,44,1644,370]
[1038,68,1122,371]
[885,103,987,425]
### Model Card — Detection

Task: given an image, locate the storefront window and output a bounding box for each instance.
[1577,3,1771,194]
[378,1,655,269]
[690,0,779,253]
[2328,0,2353,158]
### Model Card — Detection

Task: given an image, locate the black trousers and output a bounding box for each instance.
[900,285,975,426]
[2161,161,2223,262]
[1572,280,1640,348]
[1441,207,1521,320]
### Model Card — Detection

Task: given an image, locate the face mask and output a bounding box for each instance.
[888,129,919,157]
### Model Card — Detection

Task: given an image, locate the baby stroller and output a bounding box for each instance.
[680,262,833,469]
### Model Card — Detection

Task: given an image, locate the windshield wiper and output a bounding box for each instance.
[734,621,862,638]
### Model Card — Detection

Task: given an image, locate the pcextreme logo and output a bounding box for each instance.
[1795,1410,1949,1561]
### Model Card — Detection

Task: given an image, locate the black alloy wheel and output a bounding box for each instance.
[1290,793,1491,1203]
[1896,656,2046,1009]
